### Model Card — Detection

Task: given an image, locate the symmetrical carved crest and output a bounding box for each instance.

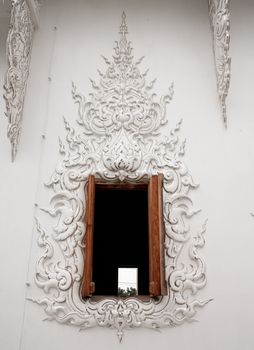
[208,0,231,127]
[31,12,210,342]
[3,0,35,161]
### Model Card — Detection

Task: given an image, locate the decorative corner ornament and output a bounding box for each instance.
[31,12,211,342]
[3,0,39,161]
[208,0,231,127]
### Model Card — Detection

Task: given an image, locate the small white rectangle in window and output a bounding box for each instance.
[118,268,138,296]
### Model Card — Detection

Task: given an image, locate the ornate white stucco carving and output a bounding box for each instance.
[31,12,211,342]
[25,0,40,29]
[208,0,231,127]
[3,0,36,161]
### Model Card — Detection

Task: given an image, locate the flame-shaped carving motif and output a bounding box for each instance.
[4,0,35,161]
[209,0,231,127]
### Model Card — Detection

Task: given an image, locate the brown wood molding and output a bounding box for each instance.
[81,175,95,298]
[148,174,167,296]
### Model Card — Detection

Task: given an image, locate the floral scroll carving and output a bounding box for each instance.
[208,0,231,127]
[3,0,36,161]
[32,12,210,342]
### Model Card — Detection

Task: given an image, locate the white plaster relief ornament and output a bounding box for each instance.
[208,0,231,127]
[31,12,211,342]
[3,0,36,161]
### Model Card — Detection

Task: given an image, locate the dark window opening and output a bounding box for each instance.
[92,186,149,296]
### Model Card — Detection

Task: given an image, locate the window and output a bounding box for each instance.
[81,174,167,298]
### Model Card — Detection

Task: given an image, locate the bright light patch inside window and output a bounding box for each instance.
[118,268,138,296]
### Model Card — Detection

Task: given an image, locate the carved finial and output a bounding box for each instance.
[114,11,132,60]
[119,11,128,36]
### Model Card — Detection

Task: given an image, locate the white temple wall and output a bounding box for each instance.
[0,0,254,349]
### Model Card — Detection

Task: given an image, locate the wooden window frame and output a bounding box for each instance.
[81,174,167,298]
[148,174,167,296]
[81,175,95,297]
